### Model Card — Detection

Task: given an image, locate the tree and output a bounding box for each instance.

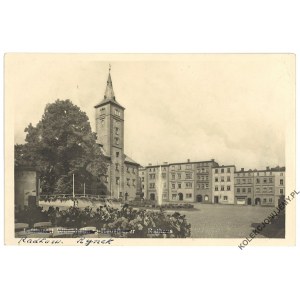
[15,99,108,194]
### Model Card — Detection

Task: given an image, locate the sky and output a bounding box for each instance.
[8,54,293,170]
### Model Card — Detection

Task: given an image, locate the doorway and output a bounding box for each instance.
[178,193,183,201]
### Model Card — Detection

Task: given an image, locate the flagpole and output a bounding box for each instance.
[72,173,75,198]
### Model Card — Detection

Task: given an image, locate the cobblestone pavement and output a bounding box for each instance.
[181,203,279,238]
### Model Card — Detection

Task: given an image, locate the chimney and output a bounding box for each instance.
[163,162,168,165]
[187,159,190,163]
[266,166,270,170]
[148,163,152,166]
[241,168,244,172]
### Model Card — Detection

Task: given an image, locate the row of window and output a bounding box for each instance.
[115,164,136,174]
[236,172,284,177]
[115,177,136,186]
[170,164,192,170]
[215,176,231,182]
[171,182,193,189]
[214,185,231,191]
[214,168,231,174]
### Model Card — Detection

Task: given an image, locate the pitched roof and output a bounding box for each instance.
[94,68,125,109]
[124,154,140,166]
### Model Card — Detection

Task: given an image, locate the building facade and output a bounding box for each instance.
[140,159,218,203]
[212,165,235,204]
[94,69,139,201]
[234,166,285,206]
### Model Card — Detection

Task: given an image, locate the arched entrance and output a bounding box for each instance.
[150,193,155,201]
[178,193,183,201]
[197,195,203,202]
[255,198,261,205]
[204,195,209,202]
[247,198,252,205]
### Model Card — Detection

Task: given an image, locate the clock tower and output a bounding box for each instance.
[94,67,126,198]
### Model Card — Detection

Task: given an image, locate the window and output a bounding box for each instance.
[242,188,246,193]
[221,168,224,173]
[263,198,267,203]
[221,185,224,191]
[177,173,181,179]
[256,187,260,193]
[178,165,181,170]
[268,187,273,193]
[227,168,230,173]
[205,183,209,189]
[115,163,119,171]
[132,168,136,174]
[172,194,177,200]
[256,178,260,184]
[186,173,192,179]
[224,196,228,201]
[280,172,283,176]
[269,198,273,203]
[114,109,121,116]
[237,179,240,184]
[178,183,181,189]
[269,178,273,183]
[150,183,155,189]
[116,177,120,185]
[263,187,267,193]
[221,176,224,182]
[132,179,136,186]
[248,179,252,183]
[116,152,119,157]
[142,184,144,189]
[186,164,192,170]
[186,182,193,188]
[227,176,231,182]
[280,179,284,185]
[263,178,267,183]
[201,184,205,189]
[215,186,219,191]
[163,193,167,199]
[237,188,240,193]
[115,137,119,145]
[242,179,246,184]
[186,193,192,199]
[215,177,219,182]
[127,178,130,186]
[280,189,284,194]
[172,183,175,189]
[171,174,175,180]
[141,177,144,182]
[115,127,119,135]
[248,188,251,193]
[227,185,231,191]
[215,169,219,174]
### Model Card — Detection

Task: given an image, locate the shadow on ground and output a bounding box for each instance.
[251,217,285,238]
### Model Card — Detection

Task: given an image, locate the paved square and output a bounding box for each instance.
[181,203,282,238]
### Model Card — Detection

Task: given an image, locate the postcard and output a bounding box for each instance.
[4,53,296,246]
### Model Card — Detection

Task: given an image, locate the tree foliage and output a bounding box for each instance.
[15,99,108,195]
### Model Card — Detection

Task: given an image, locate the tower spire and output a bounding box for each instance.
[104,64,115,100]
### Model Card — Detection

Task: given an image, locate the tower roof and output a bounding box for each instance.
[94,66,125,109]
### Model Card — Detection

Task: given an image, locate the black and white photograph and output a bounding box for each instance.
[5,54,295,245]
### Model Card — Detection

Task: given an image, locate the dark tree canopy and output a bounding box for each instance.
[15,99,108,195]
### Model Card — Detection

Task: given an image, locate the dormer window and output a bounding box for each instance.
[115,109,121,117]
